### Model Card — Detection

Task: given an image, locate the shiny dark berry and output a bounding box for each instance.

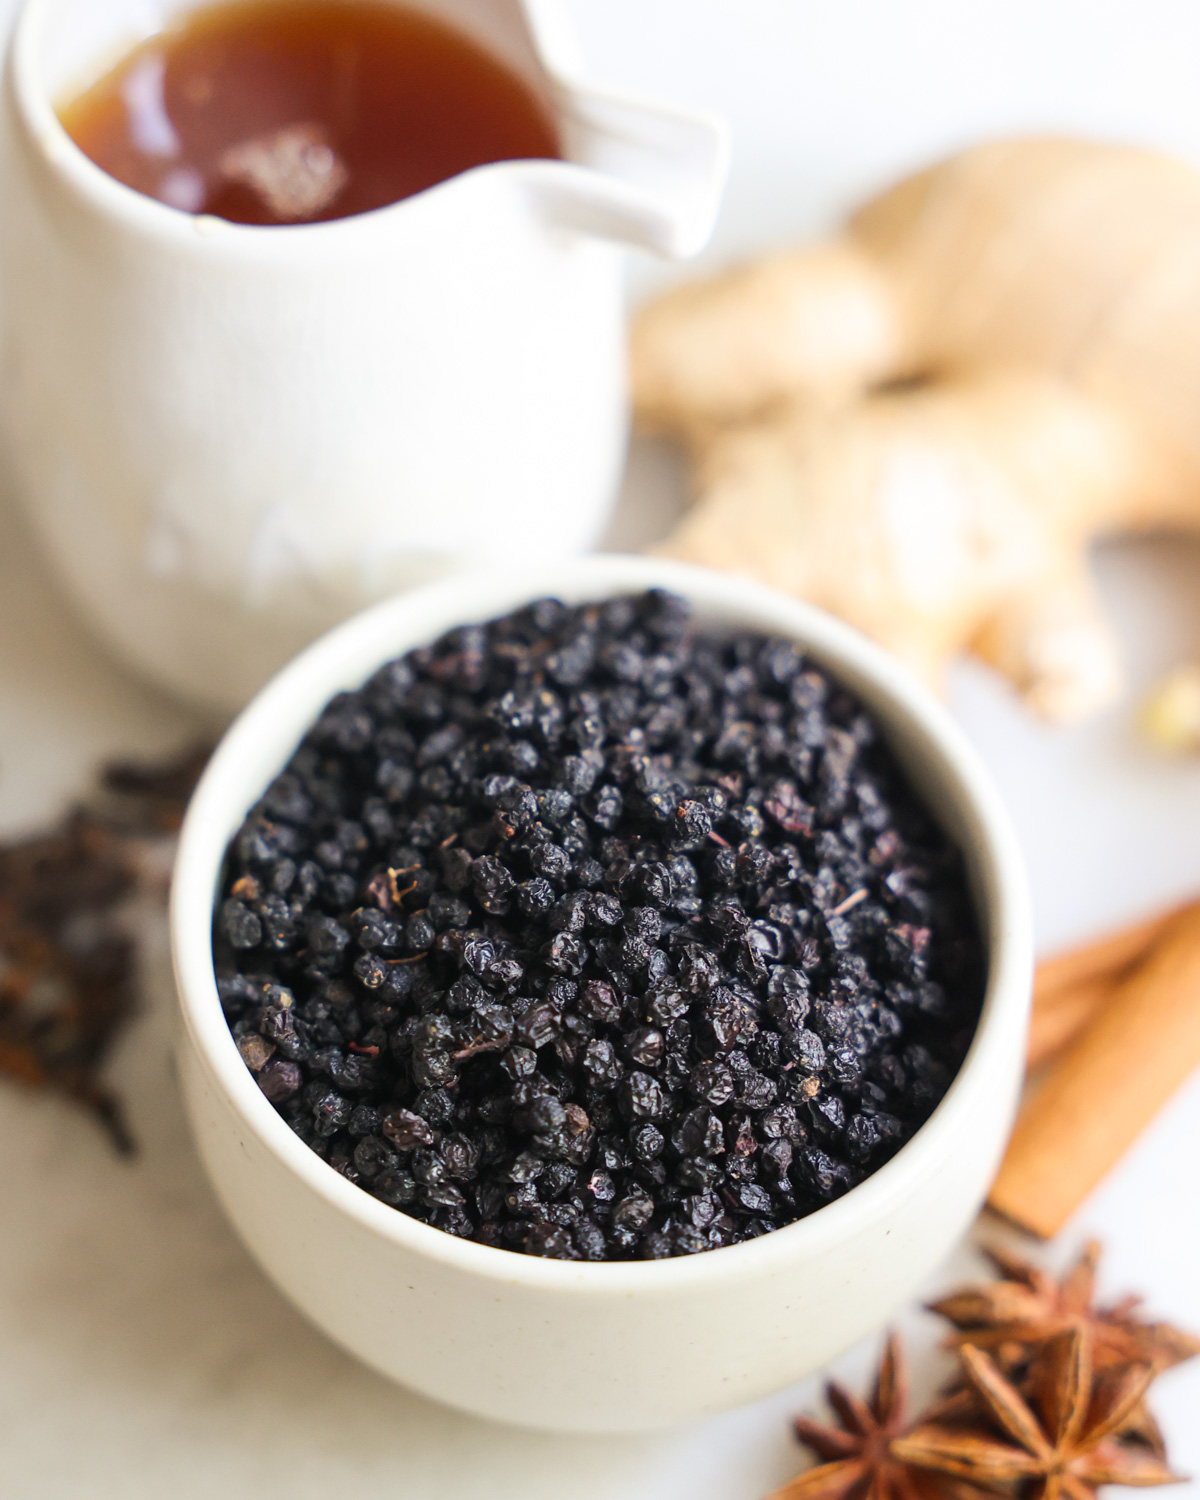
[257,1059,302,1102]
[220,899,261,949]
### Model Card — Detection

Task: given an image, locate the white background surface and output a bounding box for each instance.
[2,0,1200,1493]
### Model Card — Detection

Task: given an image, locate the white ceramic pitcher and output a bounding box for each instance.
[0,0,727,713]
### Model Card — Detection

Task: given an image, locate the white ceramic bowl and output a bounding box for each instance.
[171,555,1032,1433]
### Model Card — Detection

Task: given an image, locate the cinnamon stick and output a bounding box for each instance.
[1026,977,1116,1071]
[1026,904,1184,1069]
[990,901,1200,1238]
[1033,905,1178,1008]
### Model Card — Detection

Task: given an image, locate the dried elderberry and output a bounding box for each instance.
[216,593,983,1260]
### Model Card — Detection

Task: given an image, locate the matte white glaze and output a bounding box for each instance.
[0,0,727,713]
[170,556,1033,1432]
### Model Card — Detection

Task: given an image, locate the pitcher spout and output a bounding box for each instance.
[530,83,728,259]
[519,0,728,259]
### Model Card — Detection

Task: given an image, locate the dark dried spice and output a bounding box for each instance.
[767,1333,950,1500]
[927,1239,1200,1457]
[929,1239,1200,1375]
[775,1306,1185,1500]
[0,743,210,1151]
[218,592,983,1259]
[893,1331,1180,1499]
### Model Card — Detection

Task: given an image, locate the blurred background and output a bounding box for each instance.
[576,0,1200,288]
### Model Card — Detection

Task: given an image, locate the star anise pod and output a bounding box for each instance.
[914,1383,1167,1463]
[767,1334,967,1500]
[928,1241,1200,1374]
[892,1329,1183,1499]
[927,1240,1197,1457]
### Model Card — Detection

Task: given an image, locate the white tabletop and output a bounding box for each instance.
[3,2,1200,1493]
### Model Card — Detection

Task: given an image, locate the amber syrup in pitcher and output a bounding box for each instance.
[59,0,561,226]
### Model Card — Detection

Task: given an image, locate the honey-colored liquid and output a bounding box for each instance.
[59,0,561,226]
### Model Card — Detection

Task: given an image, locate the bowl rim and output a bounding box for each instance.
[171,554,1032,1293]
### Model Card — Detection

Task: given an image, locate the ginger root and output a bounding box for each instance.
[634,139,1200,720]
[1141,665,1200,751]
